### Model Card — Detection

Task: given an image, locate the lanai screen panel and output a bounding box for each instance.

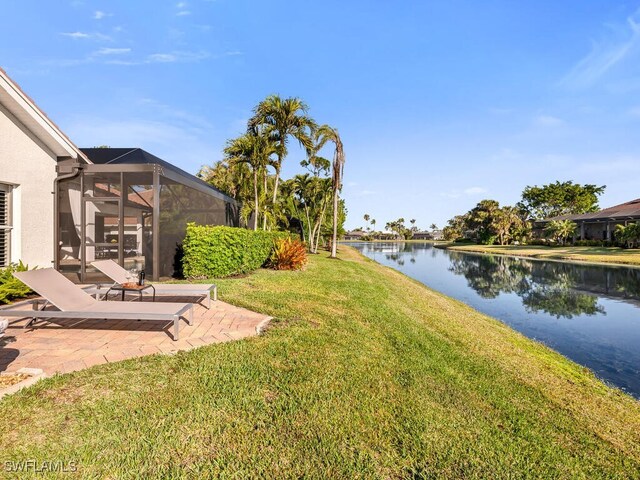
[57,153,241,281]
[157,174,236,278]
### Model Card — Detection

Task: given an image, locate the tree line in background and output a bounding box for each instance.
[199,95,346,257]
[356,215,440,240]
[442,181,611,246]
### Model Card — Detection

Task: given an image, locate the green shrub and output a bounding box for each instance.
[0,261,32,304]
[182,224,290,278]
[528,238,553,246]
[573,240,617,248]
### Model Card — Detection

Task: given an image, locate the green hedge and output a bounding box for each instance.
[182,224,290,278]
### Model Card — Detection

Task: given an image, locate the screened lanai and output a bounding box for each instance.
[55,148,240,282]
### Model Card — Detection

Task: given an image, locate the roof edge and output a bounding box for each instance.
[0,67,90,164]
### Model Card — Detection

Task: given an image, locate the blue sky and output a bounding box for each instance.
[2,1,640,230]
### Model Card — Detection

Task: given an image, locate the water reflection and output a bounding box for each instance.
[446,253,605,318]
[348,241,640,397]
[377,243,640,319]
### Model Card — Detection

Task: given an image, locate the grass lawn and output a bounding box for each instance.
[1,247,639,478]
[445,243,640,267]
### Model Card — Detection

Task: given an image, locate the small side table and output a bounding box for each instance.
[104,283,156,302]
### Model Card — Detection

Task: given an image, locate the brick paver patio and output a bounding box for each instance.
[0,295,270,375]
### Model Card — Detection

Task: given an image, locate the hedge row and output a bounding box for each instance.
[182,224,290,278]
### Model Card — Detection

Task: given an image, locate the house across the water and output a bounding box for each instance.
[343,230,367,240]
[411,230,444,240]
[0,68,240,282]
[535,198,640,241]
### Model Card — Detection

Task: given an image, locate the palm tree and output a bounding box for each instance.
[556,219,578,245]
[249,95,316,206]
[545,220,577,245]
[224,126,277,230]
[199,159,255,226]
[364,214,370,231]
[371,218,376,236]
[616,222,640,248]
[301,134,331,177]
[286,174,332,253]
[430,223,438,231]
[314,124,345,258]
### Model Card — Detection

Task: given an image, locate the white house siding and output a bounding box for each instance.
[0,103,57,268]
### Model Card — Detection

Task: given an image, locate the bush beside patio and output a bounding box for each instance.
[182,224,289,278]
[0,261,31,304]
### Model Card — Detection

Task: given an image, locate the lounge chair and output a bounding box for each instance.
[0,269,193,340]
[88,260,216,308]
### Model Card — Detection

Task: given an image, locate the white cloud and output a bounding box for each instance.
[176,2,190,15]
[60,31,112,41]
[61,31,90,39]
[43,47,219,68]
[560,8,640,88]
[146,51,210,63]
[441,187,488,199]
[533,115,565,127]
[147,53,177,63]
[93,10,111,20]
[463,187,488,195]
[104,60,137,66]
[93,47,131,56]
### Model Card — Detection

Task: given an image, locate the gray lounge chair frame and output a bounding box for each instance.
[0,269,193,340]
[88,260,216,308]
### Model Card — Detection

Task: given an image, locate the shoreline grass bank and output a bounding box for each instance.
[442,243,640,267]
[0,247,639,477]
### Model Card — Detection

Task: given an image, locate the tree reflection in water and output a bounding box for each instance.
[447,253,609,319]
[384,242,418,267]
[355,242,640,319]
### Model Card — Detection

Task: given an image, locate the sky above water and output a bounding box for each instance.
[2,1,640,230]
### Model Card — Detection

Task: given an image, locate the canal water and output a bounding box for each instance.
[348,242,640,398]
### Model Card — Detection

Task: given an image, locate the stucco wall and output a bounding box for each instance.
[0,104,57,268]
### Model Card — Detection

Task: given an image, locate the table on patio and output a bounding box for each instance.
[101,283,156,302]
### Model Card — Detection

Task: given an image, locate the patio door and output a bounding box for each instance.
[82,198,122,283]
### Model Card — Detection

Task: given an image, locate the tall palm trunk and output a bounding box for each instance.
[304,205,314,253]
[330,140,344,259]
[331,187,339,257]
[262,168,268,230]
[314,199,329,254]
[253,169,259,231]
[272,159,282,205]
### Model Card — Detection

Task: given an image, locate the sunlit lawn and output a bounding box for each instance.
[1,247,639,478]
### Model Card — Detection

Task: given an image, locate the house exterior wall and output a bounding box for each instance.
[0,104,57,268]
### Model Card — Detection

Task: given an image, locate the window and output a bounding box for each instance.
[0,184,12,267]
